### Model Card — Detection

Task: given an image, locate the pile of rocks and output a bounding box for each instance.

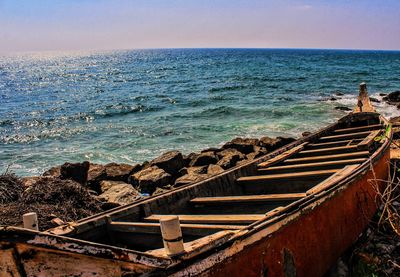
[37,136,295,208]
[382,90,400,108]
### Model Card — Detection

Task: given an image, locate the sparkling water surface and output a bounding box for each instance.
[1,49,400,176]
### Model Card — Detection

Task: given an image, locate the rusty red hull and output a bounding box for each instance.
[179,150,390,277]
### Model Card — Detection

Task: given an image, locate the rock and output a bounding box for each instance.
[174,173,210,187]
[302,131,312,137]
[201,147,221,154]
[216,148,245,169]
[383,91,400,103]
[129,166,172,194]
[207,164,224,175]
[152,185,175,196]
[334,92,344,96]
[246,147,268,160]
[87,163,107,189]
[150,151,184,175]
[223,137,259,154]
[189,152,218,166]
[379,93,387,97]
[60,161,90,184]
[334,106,352,111]
[179,166,208,176]
[329,97,337,101]
[258,137,295,152]
[183,153,198,167]
[370,97,380,103]
[98,180,141,206]
[104,163,141,182]
[42,166,61,178]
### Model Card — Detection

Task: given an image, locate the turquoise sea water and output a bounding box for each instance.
[1,49,400,176]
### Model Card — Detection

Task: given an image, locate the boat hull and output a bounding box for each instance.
[175,148,390,277]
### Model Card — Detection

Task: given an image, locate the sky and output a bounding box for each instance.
[0,0,400,53]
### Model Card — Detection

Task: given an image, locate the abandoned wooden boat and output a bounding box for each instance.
[0,84,393,276]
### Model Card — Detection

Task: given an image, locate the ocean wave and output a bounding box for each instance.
[208,85,248,93]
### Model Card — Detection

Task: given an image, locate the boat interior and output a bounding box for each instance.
[48,112,389,256]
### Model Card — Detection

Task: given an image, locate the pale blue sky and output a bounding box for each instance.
[1,0,399,53]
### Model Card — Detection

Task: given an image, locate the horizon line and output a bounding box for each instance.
[1,46,400,56]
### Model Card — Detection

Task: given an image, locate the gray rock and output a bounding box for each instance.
[223,137,258,154]
[216,148,245,169]
[129,166,172,194]
[258,136,295,152]
[383,90,400,102]
[60,161,90,184]
[42,166,61,178]
[174,173,210,187]
[189,152,218,166]
[98,180,141,206]
[179,166,208,176]
[334,106,352,111]
[207,164,224,175]
[104,163,141,182]
[150,151,184,175]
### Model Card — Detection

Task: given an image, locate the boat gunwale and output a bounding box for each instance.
[0,112,389,269]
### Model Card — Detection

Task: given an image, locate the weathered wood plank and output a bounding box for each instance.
[238,169,339,182]
[308,139,356,149]
[284,151,369,164]
[357,130,381,150]
[298,145,358,157]
[144,214,264,225]
[333,124,381,134]
[190,193,306,205]
[258,158,367,174]
[257,142,308,168]
[319,130,372,142]
[109,222,243,237]
[306,164,360,195]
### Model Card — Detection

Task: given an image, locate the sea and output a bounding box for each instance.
[1,48,400,176]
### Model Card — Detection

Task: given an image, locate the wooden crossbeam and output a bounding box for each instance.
[190,193,306,205]
[144,214,265,225]
[357,130,381,150]
[319,130,372,142]
[257,142,308,168]
[306,164,360,195]
[333,124,382,134]
[284,151,369,164]
[308,139,356,149]
[238,169,339,183]
[258,158,367,174]
[109,221,243,237]
[298,145,358,156]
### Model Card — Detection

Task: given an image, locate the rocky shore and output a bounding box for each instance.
[0,135,295,230]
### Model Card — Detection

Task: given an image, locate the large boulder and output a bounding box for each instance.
[189,152,218,167]
[179,166,208,176]
[246,146,268,160]
[98,180,141,206]
[87,164,107,189]
[60,161,90,184]
[183,153,198,167]
[174,173,210,187]
[223,137,259,154]
[207,164,224,175]
[258,136,295,152]
[216,148,245,169]
[149,151,184,175]
[42,166,61,178]
[129,166,172,194]
[383,91,400,103]
[103,163,141,182]
[152,185,175,196]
